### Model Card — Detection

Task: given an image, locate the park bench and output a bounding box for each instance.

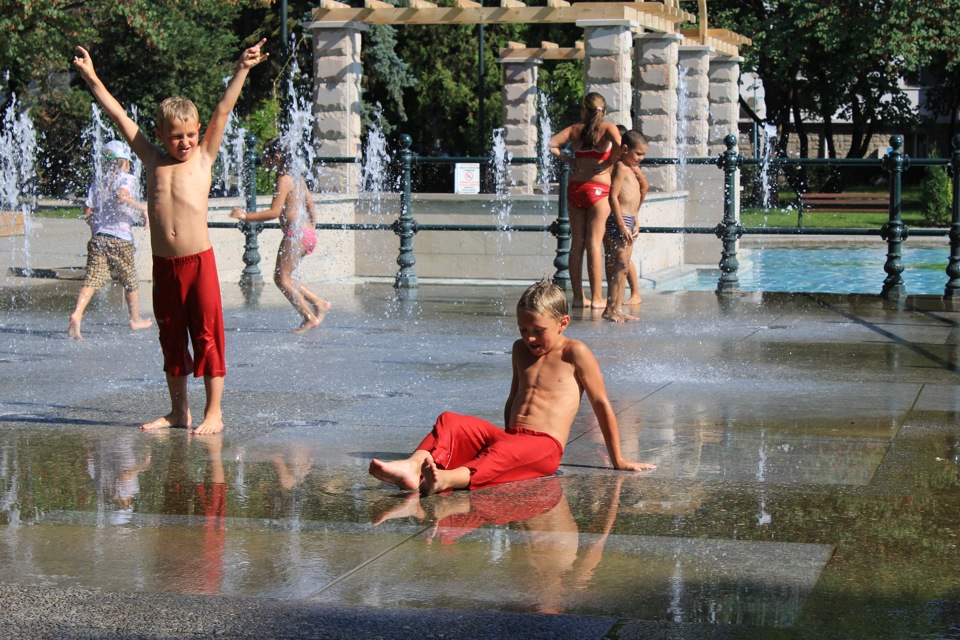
[798,192,889,213]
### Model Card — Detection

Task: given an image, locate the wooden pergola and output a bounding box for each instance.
[312,0,750,56]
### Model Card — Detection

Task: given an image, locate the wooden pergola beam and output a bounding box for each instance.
[309,2,696,33]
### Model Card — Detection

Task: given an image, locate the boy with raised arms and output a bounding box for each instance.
[73,39,269,434]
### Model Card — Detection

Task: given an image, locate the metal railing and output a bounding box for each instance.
[223,132,960,300]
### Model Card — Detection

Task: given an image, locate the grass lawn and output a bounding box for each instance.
[740,185,936,229]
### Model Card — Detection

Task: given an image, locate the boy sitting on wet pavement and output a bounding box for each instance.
[369,279,655,495]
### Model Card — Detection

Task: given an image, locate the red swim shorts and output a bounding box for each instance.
[417,411,564,490]
[152,247,226,378]
[567,181,610,210]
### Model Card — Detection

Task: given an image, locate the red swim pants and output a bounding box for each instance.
[152,247,226,378]
[567,181,610,210]
[416,411,564,490]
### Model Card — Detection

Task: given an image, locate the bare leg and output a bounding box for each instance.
[420,456,471,496]
[275,240,321,333]
[369,450,433,491]
[604,242,638,323]
[625,262,642,305]
[568,207,589,308]
[141,373,191,430]
[125,289,153,331]
[68,286,96,340]
[586,201,611,309]
[193,375,225,435]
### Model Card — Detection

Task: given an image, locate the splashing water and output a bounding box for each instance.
[216,109,246,197]
[0,91,37,214]
[758,124,778,208]
[536,90,554,193]
[0,87,38,265]
[490,128,514,234]
[361,106,391,195]
[281,55,317,192]
[675,63,691,188]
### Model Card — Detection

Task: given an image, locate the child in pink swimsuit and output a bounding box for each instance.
[231,138,331,334]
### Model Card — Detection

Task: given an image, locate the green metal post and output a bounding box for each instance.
[393,134,418,289]
[715,134,744,295]
[880,135,909,299]
[945,135,960,299]
[551,160,571,289]
[239,133,264,287]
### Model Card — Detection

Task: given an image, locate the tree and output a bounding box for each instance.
[0,0,274,196]
[709,0,947,191]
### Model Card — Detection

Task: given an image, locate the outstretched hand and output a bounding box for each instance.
[72,46,96,80]
[237,38,269,71]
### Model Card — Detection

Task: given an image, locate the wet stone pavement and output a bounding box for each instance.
[0,279,959,639]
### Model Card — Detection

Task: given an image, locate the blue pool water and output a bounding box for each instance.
[662,245,954,295]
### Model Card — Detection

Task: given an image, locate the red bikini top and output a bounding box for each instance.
[574,145,612,162]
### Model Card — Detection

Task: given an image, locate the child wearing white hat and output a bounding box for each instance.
[68,139,152,339]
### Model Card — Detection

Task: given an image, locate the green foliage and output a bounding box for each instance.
[920,150,953,226]
[709,0,947,158]
[361,24,417,136]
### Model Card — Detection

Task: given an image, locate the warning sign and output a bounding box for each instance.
[455,163,480,194]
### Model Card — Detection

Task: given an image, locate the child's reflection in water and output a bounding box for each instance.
[371,475,626,614]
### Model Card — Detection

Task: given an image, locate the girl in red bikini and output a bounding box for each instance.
[548,93,622,308]
[231,138,331,333]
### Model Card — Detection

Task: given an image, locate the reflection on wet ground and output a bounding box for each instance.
[1,282,959,638]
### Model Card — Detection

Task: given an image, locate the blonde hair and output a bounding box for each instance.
[155,97,200,133]
[517,279,568,320]
[578,92,607,150]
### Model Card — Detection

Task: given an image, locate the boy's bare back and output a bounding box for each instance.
[507,337,595,449]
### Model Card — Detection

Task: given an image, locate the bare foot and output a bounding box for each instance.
[293,315,322,334]
[624,294,642,305]
[590,297,607,309]
[312,299,332,317]
[602,309,625,323]
[68,314,83,340]
[369,457,423,491]
[141,409,191,430]
[130,317,153,331]
[370,493,424,525]
[420,457,442,496]
[619,310,640,322]
[571,298,589,309]
[192,413,224,435]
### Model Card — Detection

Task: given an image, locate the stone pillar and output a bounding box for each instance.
[634,32,681,192]
[578,20,635,129]
[308,21,367,193]
[677,45,710,165]
[708,54,743,155]
[499,57,541,195]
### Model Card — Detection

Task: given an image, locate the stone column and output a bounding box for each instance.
[708,54,743,155]
[578,20,636,129]
[634,32,681,192]
[499,57,541,195]
[308,21,367,193]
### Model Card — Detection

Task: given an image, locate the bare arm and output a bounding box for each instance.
[572,342,654,471]
[201,39,268,159]
[231,174,290,223]
[602,122,623,166]
[634,167,648,234]
[73,47,154,162]
[608,164,633,244]
[547,125,580,164]
[504,341,521,428]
